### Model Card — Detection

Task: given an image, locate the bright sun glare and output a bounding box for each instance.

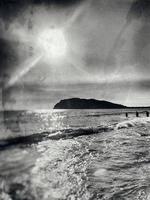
[37,29,67,60]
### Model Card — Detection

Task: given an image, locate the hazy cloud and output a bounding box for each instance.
[1,0,150,109]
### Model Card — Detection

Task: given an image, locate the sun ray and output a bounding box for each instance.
[65,55,92,82]
[5,54,42,88]
[64,0,92,29]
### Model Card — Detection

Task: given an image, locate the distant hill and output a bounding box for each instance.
[53,98,127,109]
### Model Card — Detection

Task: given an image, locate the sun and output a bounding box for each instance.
[37,29,67,61]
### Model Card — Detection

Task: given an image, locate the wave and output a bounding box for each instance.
[116,117,150,130]
[80,113,122,118]
[0,117,150,150]
[0,126,113,150]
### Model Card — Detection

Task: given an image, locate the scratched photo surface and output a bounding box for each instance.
[1,1,150,200]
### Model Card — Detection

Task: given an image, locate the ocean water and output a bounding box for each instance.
[0,109,150,200]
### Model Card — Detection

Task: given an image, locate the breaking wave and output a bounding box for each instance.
[1,117,150,150]
[0,126,113,150]
[116,117,150,129]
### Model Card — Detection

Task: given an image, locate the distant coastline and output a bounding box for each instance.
[53,98,127,109]
[53,98,150,110]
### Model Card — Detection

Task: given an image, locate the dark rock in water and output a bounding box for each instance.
[53,98,127,109]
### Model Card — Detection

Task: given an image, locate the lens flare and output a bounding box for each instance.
[5,55,42,88]
[37,29,67,60]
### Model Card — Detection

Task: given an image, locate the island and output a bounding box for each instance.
[53,98,127,109]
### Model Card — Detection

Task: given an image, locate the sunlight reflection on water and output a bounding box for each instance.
[1,110,150,199]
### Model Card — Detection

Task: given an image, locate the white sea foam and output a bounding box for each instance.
[93,168,107,177]
[116,117,150,130]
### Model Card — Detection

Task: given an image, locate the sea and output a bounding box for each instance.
[0,109,150,200]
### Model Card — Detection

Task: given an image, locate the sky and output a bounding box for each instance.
[0,0,150,109]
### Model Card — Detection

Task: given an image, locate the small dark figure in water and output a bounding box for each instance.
[125,113,128,118]
[146,111,149,117]
[136,111,139,117]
